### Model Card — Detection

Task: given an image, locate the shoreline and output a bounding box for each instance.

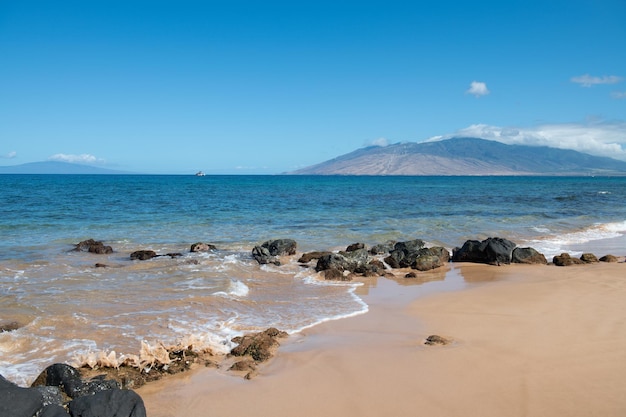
[137,262,626,417]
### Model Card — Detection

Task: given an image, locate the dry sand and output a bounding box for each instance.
[138,263,626,417]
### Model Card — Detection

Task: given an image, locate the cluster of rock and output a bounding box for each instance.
[228,328,288,379]
[71,239,218,266]
[552,252,618,266]
[0,363,145,417]
[450,237,547,265]
[251,236,623,278]
[0,326,288,417]
[251,239,297,265]
[251,237,549,281]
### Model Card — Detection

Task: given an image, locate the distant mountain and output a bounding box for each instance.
[0,161,136,175]
[289,137,626,176]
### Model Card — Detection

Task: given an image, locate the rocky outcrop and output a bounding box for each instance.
[315,247,385,280]
[381,240,449,272]
[511,247,548,264]
[452,237,517,265]
[68,389,145,417]
[73,239,113,254]
[580,253,599,263]
[230,328,288,362]
[229,328,288,378]
[552,253,585,266]
[190,242,217,252]
[384,239,426,268]
[252,239,297,265]
[600,254,619,262]
[129,250,158,261]
[0,363,146,417]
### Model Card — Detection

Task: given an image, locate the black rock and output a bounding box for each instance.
[512,247,547,264]
[0,374,45,417]
[452,237,516,265]
[130,250,158,261]
[32,363,119,399]
[74,239,113,254]
[68,388,146,417]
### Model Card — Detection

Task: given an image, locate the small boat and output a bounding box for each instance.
[195,171,206,176]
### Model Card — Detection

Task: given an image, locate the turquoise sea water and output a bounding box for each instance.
[1,174,625,384]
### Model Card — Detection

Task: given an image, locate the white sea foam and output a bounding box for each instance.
[527,220,626,257]
[288,286,369,334]
[213,279,249,298]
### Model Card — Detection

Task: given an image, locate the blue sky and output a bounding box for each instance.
[1,0,625,174]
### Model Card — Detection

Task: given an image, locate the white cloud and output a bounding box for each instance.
[611,91,626,99]
[364,137,389,147]
[466,81,489,97]
[48,153,105,165]
[428,121,626,161]
[2,151,17,159]
[571,74,623,87]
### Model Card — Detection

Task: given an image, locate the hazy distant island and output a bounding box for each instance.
[3,137,626,176]
[0,161,136,175]
[289,137,626,176]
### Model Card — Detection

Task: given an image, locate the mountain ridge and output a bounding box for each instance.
[289,137,626,176]
[0,161,137,175]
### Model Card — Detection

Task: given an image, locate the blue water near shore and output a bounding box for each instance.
[1,174,626,384]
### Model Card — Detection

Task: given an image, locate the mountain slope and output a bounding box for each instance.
[0,161,135,174]
[289,137,626,175]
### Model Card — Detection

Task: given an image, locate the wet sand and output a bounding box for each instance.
[138,262,626,417]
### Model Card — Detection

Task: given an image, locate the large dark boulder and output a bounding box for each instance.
[384,239,428,268]
[129,250,158,261]
[553,253,585,266]
[512,247,547,264]
[479,237,516,265]
[580,253,599,263]
[252,245,280,266]
[263,239,297,256]
[452,237,516,265]
[315,248,384,280]
[68,388,146,417]
[413,254,443,271]
[315,253,354,272]
[383,239,428,267]
[73,239,113,254]
[600,254,619,262]
[0,374,45,417]
[32,363,119,399]
[451,240,484,263]
[252,239,297,265]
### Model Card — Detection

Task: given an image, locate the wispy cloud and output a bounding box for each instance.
[429,122,626,161]
[2,151,17,159]
[48,153,106,165]
[466,81,489,97]
[571,74,623,87]
[611,91,626,99]
[364,137,389,147]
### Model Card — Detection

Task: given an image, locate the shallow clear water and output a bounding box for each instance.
[1,174,625,384]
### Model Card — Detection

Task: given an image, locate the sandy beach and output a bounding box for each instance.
[138,262,626,417]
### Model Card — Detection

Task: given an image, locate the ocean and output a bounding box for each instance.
[1,174,625,385]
